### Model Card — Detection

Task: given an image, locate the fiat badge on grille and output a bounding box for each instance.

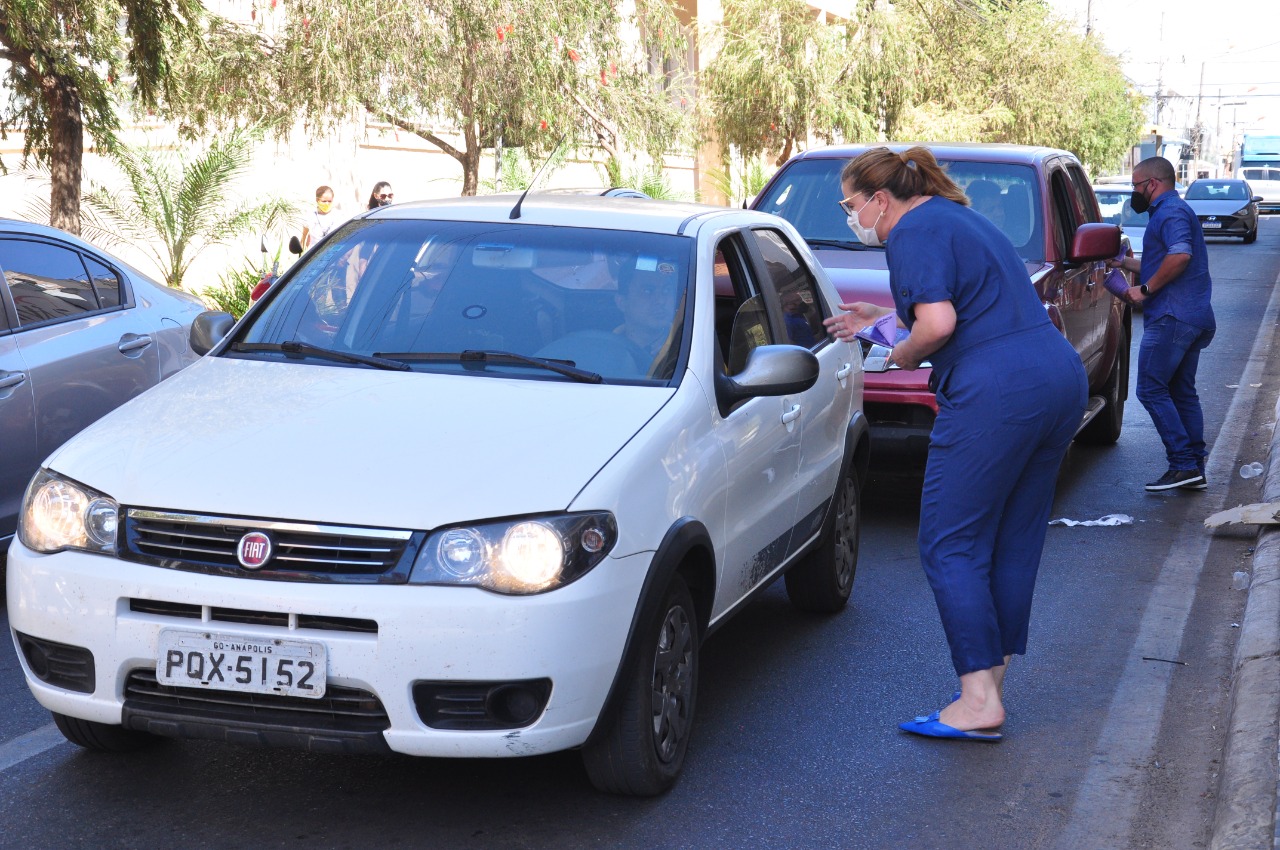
[237,531,273,569]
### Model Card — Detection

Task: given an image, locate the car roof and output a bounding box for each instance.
[0,217,125,256]
[1188,178,1247,186]
[782,141,1076,166]
[366,194,732,235]
[1092,185,1132,193]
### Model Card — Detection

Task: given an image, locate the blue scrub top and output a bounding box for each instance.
[1140,191,1215,331]
[884,196,1054,376]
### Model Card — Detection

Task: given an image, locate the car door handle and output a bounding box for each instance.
[781,404,802,424]
[118,334,154,355]
[0,370,26,392]
[836,363,853,381]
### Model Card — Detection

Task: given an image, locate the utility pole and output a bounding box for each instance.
[1085,0,1092,36]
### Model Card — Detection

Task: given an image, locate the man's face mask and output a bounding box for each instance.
[1130,178,1154,214]
[317,200,334,214]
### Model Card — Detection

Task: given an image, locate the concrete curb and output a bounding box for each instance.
[1210,399,1280,850]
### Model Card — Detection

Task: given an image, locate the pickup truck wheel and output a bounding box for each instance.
[1076,324,1129,445]
[582,575,698,796]
[52,712,157,752]
[785,467,860,613]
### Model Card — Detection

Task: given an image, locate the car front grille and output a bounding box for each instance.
[120,508,420,584]
[122,669,392,754]
[128,599,379,634]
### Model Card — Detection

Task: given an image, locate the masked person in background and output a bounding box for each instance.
[824,147,1087,742]
[1107,156,1215,492]
[367,181,394,210]
[302,185,341,249]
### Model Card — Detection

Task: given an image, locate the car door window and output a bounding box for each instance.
[714,236,773,376]
[749,228,829,350]
[1066,165,1099,224]
[83,255,123,309]
[0,240,100,328]
[1049,168,1079,259]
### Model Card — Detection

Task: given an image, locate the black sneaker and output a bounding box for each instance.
[1185,469,1208,491]
[1145,468,1205,491]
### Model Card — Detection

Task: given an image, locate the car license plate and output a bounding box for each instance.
[156,629,327,698]
[1202,221,1222,229]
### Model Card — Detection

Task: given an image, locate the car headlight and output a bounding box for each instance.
[1233,206,1253,216]
[19,469,119,555]
[409,512,617,594]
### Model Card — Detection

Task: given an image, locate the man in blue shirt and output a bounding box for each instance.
[1108,157,1216,491]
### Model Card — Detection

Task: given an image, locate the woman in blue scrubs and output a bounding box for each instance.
[825,147,1087,741]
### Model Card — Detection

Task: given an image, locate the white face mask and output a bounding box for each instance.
[846,196,885,247]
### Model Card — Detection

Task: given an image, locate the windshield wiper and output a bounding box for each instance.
[805,237,875,251]
[233,341,411,372]
[374,349,603,384]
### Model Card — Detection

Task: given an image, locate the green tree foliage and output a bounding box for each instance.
[78,131,296,290]
[170,0,691,195]
[0,0,202,234]
[702,0,1144,177]
[701,0,881,165]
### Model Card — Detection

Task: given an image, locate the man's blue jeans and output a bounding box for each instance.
[1136,315,1215,471]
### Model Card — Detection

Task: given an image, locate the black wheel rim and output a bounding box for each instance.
[650,602,694,764]
[833,476,858,594]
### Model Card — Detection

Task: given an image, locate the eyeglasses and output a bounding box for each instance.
[1132,177,1155,193]
[837,196,864,216]
[376,193,394,200]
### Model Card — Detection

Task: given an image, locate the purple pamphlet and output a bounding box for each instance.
[853,312,910,348]
[1102,248,1131,298]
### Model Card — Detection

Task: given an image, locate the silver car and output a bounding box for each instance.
[1093,185,1148,260]
[0,220,206,546]
[1184,178,1261,243]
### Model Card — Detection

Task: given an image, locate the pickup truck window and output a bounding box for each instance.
[755,157,1045,264]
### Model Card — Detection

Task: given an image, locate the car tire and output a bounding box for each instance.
[582,575,698,796]
[52,712,157,752]
[784,467,860,613]
[1245,227,1258,244]
[1075,324,1129,445]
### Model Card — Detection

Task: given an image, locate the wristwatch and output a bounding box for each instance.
[1139,284,1150,296]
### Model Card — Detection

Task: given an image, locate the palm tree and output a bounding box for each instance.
[79,130,296,291]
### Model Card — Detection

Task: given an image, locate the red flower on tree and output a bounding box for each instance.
[568,48,580,62]
[540,120,548,130]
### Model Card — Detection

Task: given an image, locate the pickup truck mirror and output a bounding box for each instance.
[1068,223,1122,264]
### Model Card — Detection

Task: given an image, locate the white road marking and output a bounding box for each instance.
[0,723,65,773]
[1053,268,1280,849]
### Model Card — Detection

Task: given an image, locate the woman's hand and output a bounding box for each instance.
[824,301,892,342]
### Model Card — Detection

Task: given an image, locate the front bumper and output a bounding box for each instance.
[7,540,650,757]
[1198,215,1254,235]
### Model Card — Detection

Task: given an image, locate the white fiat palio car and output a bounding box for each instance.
[7,194,868,795]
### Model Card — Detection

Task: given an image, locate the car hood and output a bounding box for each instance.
[813,247,1040,306]
[1185,199,1252,215]
[46,357,675,530]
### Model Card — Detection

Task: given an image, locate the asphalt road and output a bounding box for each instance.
[2,221,1279,850]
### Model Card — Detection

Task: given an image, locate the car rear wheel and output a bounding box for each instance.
[52,712,157,752]
[785,467,860,613]
[582,575,698,796]
[1076,324,1129,445]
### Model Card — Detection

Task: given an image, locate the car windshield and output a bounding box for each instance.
[237,219,692,385]
[1095,191,1149,227]
[755,157,1045,263]
[1185,180,1250,201]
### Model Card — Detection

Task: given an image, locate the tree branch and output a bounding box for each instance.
[566,89,618,158]
[362,101,466,164]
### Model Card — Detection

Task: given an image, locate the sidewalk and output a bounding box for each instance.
[1210,393,1280,850]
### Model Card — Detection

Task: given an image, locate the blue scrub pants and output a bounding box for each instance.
[919,329,1087,677]
[1135,315,1214,472]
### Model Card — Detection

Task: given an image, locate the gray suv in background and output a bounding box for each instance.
[0,220,206,546]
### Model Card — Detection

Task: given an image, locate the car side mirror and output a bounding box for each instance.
[1068,222,1122,264]
[714,345,819,415]
[190,311,236,356]
[288,235,303,256]
[1253,195,1264,203]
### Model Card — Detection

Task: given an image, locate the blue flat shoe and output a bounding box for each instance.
[899,711,1002,741]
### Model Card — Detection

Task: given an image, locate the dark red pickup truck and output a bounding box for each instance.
[752,142,1132,464]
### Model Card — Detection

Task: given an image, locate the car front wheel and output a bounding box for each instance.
[52,712,157,752]
[785,467,860,613]
[1245,227,1258,244]
[582,575,698,796]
